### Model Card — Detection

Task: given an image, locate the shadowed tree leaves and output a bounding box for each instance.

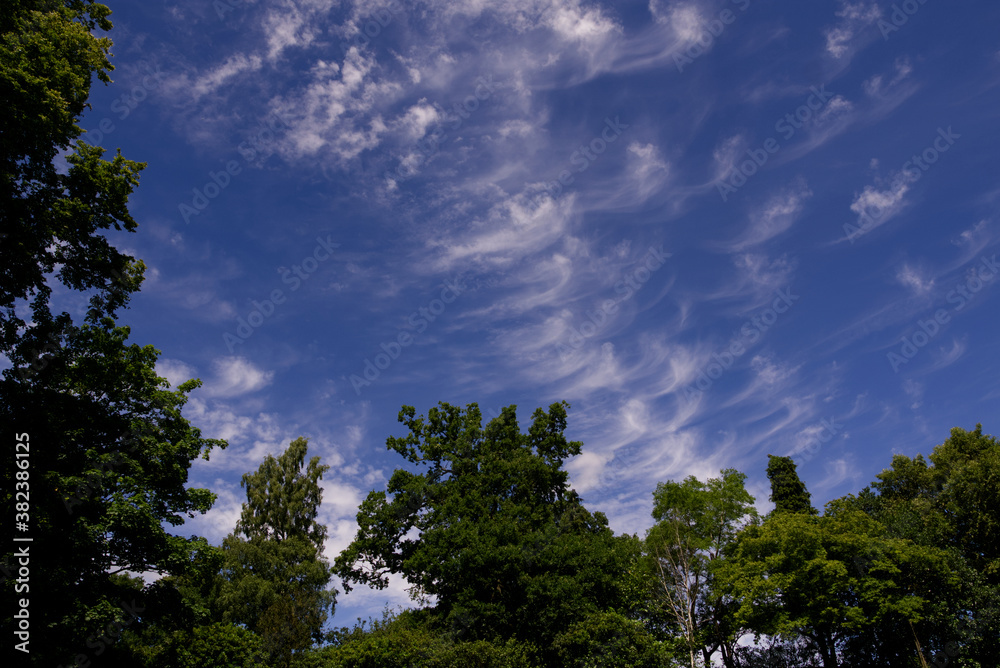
[0,318,227,665]
[0,4,232,665]
[714,507,956,668]
[831,425,1000,666]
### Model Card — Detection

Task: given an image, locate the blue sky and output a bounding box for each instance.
[57,0,1000,625]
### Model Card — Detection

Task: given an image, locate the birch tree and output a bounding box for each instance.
[644,469,757,668]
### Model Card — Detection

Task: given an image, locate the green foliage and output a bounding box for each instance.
[124,621,267,668]
[117,539,228,665]
[302,608,542,668]
[731,637,822,668]
[219,437,336,668]
[0,4,228,665]
[878,425,1000,581]
[1,0,145,351]
[0,318,226,665]
[831,425,1000,666]
[322,608,441,668]
[175,622,268,668]
[334,402,644,659]
[423,637,542,668]
[645,469,758,667]
[765,455,816,515]
[235,436,331,546]
[715,507,955,668]
[552,610,676,667]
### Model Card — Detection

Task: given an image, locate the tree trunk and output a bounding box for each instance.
[909,620,930,668]
[814,632,839,668]
[720,640,738,668]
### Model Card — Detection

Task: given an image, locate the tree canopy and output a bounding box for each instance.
[334,402,648,662]
[1,0,145,352]
[645,469,758,668]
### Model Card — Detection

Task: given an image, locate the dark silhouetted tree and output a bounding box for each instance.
[766,455,816,515]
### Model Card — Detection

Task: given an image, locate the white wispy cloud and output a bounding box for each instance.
[204,356,275,398]
[726,180,813,250]
[262,0,331,61]
[895,264,935,295]
[848,176,912,236]
[919,338,967,375]
[156,358,199,388]
[824,1,881,60]
[625,142,671,201]
[191,53,263,98]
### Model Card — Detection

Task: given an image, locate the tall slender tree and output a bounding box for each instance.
[219,437,336,667]
[766,455,816,515]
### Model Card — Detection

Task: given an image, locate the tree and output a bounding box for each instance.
[334,402,643,660]
[765,455,816,515]
[0,3,233,664]
[644,469,758,668]
[124,621,267,668]
[0,320,227,665]
[316,608,444,668]
[731,636,821,668]
[117,539,238,666]
[218,437,336,667]
[306,607,543,668]
[1,0,146,353]
[714,507,955,668]
[832,425,1000,666]
[173,622,268,668]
